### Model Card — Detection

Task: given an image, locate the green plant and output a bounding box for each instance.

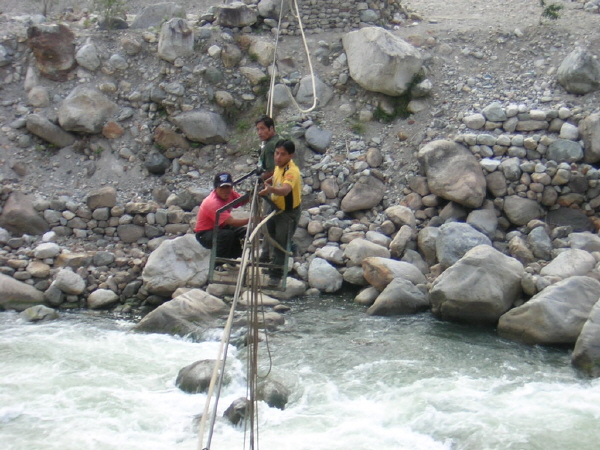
[540,0,562,20]
[349,121,366,135]
[93,0,126,30]
[373,73,425,123]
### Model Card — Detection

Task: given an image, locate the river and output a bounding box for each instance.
[2,296,600,450]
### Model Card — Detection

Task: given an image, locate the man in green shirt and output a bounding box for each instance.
[255,115,279,261]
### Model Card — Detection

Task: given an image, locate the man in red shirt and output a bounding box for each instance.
[194,172,248,259]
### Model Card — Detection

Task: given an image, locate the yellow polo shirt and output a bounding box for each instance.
[271,160,301,211]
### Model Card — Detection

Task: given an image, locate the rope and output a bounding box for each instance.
[265,0,319,117]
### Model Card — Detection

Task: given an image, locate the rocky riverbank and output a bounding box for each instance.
[2,1,600,377]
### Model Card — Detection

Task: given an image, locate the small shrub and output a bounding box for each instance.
[540,0,562,20]
[93,0,126,30]
[349,121,366,135]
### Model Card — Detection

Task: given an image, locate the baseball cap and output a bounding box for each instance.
[214,172,233,188]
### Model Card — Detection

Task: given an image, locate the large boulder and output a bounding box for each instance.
[58,87,118,134]
[572,300,600,378]
[142,234,210,296]
[418,140,486,208]
[340,175,386,213]
[0,274,45,311]
[0,191,49,236]
[130,2,186,29]
[132,288,228,337]
[342,27,422,96]
[171,110,228,144]
[498,276,600,345]
[157,18,194,63]
[435,222,492,270]
[366,278,429,316]
[362,257,427,291]
[557,48,600,95]
[430,245,523,325]
[27,23,76,81]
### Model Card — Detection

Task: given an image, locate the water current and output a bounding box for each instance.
[2,296,599,450]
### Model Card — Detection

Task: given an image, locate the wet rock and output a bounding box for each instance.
[308,257,343,292]
[176,359,228,394]
[19,305,59,322]
[362,257,427,291]
[367,278,429,316]
[498,276,600,345]
[0,274,45,312]
[572,300,600,378]
[223,397,249,425]
[87,289,119,309]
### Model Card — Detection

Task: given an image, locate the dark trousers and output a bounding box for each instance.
[267,207,301,276]
[196,226,246,259]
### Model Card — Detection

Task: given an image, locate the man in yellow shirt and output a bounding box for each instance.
[259,140,302,286]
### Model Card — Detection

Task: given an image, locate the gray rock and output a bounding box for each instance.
[223,397,248,425]
[133,288,228,337]
[295,75,333,108]
[527,226,553,260]
[130,2,186,29]
[175,359,228,393]
[93,251,115,266]
[215,2,258,27]
[258,0,290,19]
[314,246,344,265]
[342,27,422,96]
[354,286,379,306]
[19,305,58,322]
[540,249,596,278]
[34,242,60,259]
[340,175,385,213]
[171,110,228,144]
[308,257,343,293]
[158,18,194,63]
[142,234,210,296]
[546,208,593,232]
[547,139,584,163]
[305,126,332,154]
[342,266,368,286]
[367,278,429,316]
[557,48,600,95]
[58,86,118,134]
[417,227,439,266]
[389,225,413,259]
[257,378,290,409]
[0,274,45,311]
[466,209,498,239]
[27,86,50,107]
[86,186,117,210]
[117,224,145,244]
[343,238,390,265]
[482,102,507,122]
[572,300,600,377]
[418,140,486,208]
[503,195,545,226]
[436,222,492,270]
[430,245,524,325]
[145,151,171,174]
[569,232,600,253]
[53,268,86,295]
[498,276,600,345]
[26,114,76,148]
[75,40,101,71]
[0,191,49,236]
[385,205,416,229]
[270,84,293,108]
[579,113,600,164]
[87,289,119,309]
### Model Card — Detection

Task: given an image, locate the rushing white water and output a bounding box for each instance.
[2,297,600,450]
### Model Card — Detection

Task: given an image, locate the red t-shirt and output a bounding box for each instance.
[194,190,242,232]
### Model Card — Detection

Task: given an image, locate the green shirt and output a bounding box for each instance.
[259,134,279,173]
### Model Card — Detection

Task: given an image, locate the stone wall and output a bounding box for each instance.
[278,0,406,34]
